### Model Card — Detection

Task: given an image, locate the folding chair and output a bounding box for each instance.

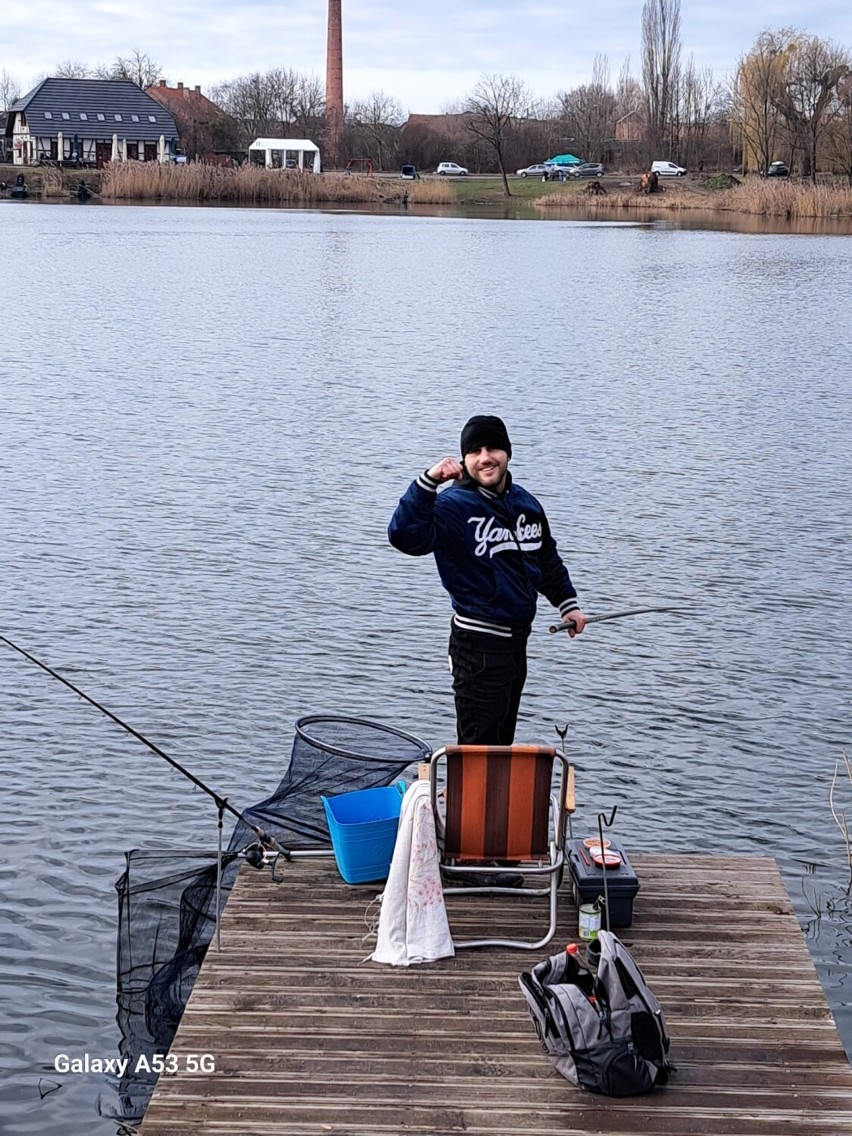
[428,744,571,950]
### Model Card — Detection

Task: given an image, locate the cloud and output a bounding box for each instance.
[5,0,852,113]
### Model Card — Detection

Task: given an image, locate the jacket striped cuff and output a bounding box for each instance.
[416,470,440,493]
[558,598,580,617]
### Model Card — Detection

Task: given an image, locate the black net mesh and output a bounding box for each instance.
[229,716,430,850]
[112,717,429,1126]
[113,851,241,1122]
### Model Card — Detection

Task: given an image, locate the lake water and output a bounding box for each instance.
[0,200,850,1134]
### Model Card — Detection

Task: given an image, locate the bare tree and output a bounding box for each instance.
[291,74,325,137]
[731,30,793,174]
[615,57,643,120]
[677,57,721,171]
[265,67,299,123]
[104,49,162,89]
[557,55,616,163]
[348,91,404,169]
[210,69,326,148]
[732,28,850,178]
[610,58,646,169]
[641,0,682,159]
[0,67,21,110]
[54,60,94,79]
[463,73,535,194]
[777,34,851,180]
[828,71,852,185]
[211,73,283,143]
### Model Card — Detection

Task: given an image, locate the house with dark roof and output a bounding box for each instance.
[145,80,240,160]
[5,78,178,167]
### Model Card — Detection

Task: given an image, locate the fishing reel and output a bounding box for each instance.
[244,842,266,870]
[242,841,287,882]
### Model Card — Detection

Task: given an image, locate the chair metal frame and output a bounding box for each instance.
[428,744,572,950]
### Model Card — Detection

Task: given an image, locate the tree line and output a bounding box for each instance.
[4,8,852,186]
[733,28,852,181]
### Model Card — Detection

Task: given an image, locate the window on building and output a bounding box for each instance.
[62,112,70,120]
[114,114,122,121]
[131,114,139,122]
[148,115,157,122]
[44,111,53,119]
[80,113,88,120]
[97,113,105,121]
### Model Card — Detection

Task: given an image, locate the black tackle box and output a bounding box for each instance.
[567,838,640,928]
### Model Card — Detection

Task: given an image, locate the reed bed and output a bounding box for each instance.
[39,168,67,199]
[722,179,852,218]
[538,188,696,211]
[538,178,852,219]
[99,161,453,206]
[405,179,453,204]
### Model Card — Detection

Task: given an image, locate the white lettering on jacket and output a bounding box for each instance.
[469,513,543,557]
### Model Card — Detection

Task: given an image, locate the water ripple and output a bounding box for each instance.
[0,204,850,1133]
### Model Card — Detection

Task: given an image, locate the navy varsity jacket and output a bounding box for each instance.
[388,470,579,639]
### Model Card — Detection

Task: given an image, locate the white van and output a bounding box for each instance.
[651,160,687,177]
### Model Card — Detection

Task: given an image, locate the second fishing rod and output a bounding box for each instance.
[0,633,286,856]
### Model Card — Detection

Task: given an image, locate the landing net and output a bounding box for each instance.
[112,716,429,1124]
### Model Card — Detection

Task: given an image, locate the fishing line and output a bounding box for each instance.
[0,632,283,853]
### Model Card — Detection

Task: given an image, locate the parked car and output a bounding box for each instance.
[436,162,468,176]
[766,161,790,178]
[567,162,604,178]
[516,163,549,178]
[651,160,687,177]
[400,163,418,179]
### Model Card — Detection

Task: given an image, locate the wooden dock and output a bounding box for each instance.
[139,854,852,1135]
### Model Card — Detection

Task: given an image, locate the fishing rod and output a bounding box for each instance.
[548,605,692,634]
[0,633,284,854]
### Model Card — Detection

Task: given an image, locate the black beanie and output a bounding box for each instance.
[460,415,512,459]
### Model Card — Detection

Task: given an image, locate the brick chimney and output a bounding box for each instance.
[194,85,201,93]
[159,79,167,87]
[324,0,344,166]
[177,82,183,91]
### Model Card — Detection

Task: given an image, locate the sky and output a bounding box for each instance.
[4,0,852,114]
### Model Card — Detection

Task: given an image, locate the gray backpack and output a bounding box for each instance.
[519,929,674,1096]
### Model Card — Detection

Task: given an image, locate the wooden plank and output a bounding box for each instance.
[139,853,852,1136]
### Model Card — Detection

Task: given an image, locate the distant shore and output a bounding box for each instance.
[1,164,452,206]
[536,176,852,221]
[5,163,852,223]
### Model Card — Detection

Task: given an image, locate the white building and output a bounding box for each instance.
[248,138,321,173]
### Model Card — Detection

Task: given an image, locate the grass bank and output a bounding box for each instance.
[445,175,562,205]
[537,177,852,218]
[99,162,453,205]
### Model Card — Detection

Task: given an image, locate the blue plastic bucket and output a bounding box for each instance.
[321,781,406,884]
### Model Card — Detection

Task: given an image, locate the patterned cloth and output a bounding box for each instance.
[371,782,455,966]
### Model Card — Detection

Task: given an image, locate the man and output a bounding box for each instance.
[388,415,586,744]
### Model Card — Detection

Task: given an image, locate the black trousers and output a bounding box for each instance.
[448,625,528,745]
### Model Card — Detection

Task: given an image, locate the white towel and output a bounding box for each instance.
[371,780,455,966]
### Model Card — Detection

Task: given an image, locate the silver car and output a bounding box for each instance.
[516,164,549,178]
[567,162,604,178]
